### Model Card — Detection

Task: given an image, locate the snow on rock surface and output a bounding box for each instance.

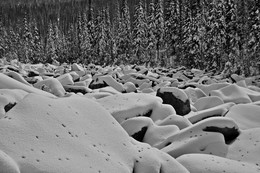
[0,91,188,173]
[226,104,260,129]
[97,93,176,123]
[156,117,240,158]
[121,116,180,147]
[0,89,28,118]
[0,150,20,173]
[210,84,252,104]
[177,153,260,173]
[33,77,65,97]
[0,73,56,98]
[1,62,260,173]
[193,96,224,111]
[226,128,260,166]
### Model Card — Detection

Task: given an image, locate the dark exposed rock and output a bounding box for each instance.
[203,126,240,145]
[131,127,148,142]
[89,80,108,89]
[27,71,39,77]
[156,88,191,116]
[4,102,17,113]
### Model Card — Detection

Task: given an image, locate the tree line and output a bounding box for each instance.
[0,0,259,75]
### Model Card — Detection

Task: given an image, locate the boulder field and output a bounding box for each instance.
[0,60,260,173]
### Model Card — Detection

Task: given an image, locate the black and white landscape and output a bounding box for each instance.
[0,0,260,173]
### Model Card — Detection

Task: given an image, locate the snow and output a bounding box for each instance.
[0,91,188,173]
[1,61,260,172]
[177,153,260,173]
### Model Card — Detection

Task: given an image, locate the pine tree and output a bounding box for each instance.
[164,0,182,67]
[204,0,226,69]
[111,0,121,64]
[22,13,33,63]
[224,0,238,59]
[236,0,250,74]
[154,0,165,66]
[77,13,83,62]
[87,5,96,63]
[118,0,132,64]
[250,0,260,62]
[53,21,68,63]
[104,6,113,65]
[0,24,10,60]
[0,21,5,58]
[46,22,57,63]
[181,0,195,68]
[132,0,147,64]
[80,11,91,64]
[146,0,156,66]
[92,11,102,64]
[6,26,20,61]
[97,9,107,65]
[31,19,44,63]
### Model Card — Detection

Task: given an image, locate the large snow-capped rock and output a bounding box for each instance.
[0,91,188,173]
[226,104,260,129]
[97,92,176,123]
[155,117,240,158]
[0,73,56,98]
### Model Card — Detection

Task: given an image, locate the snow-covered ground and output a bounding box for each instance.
[0,59,260,173]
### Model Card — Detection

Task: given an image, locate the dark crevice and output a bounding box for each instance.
[142,109,153,118]
[131,127,148,142]
[122,90,127,93]
[135,109,153,118]
[64,87,89,94]
[4,102,17,113]
[27,71,39,77]
[178,84,197,89]
[203,126,240,145]
[151,81,157,87]
[132,163,136,173]
[159,165,163,173]
[165,142,172,147]
[89,80,108,89]
[136,76,145,80]
[192,114,222,124]
[7,66,19,73]
[222,110,230,117]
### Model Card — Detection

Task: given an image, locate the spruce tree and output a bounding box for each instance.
[46,22,57,63]
[146,0,156,66]
[224,0,238,60]
[111,0,121,64]
[132,0,146,64]
[80,11,91,64]
[204,0,226,69]
[250,0,260,62]
[31,19,44,63]
[22,13,33,63]
[154,0,165,66]
[87,5,96,63]
[0,21,6,58]
[104,6,113,65]
[98,9,107,65]
[164,0,182,67]
[118,0,132,64]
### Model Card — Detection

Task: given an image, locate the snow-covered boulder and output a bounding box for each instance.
[0,91,188,173]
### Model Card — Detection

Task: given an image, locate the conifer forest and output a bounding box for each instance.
[0,0,260,75]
